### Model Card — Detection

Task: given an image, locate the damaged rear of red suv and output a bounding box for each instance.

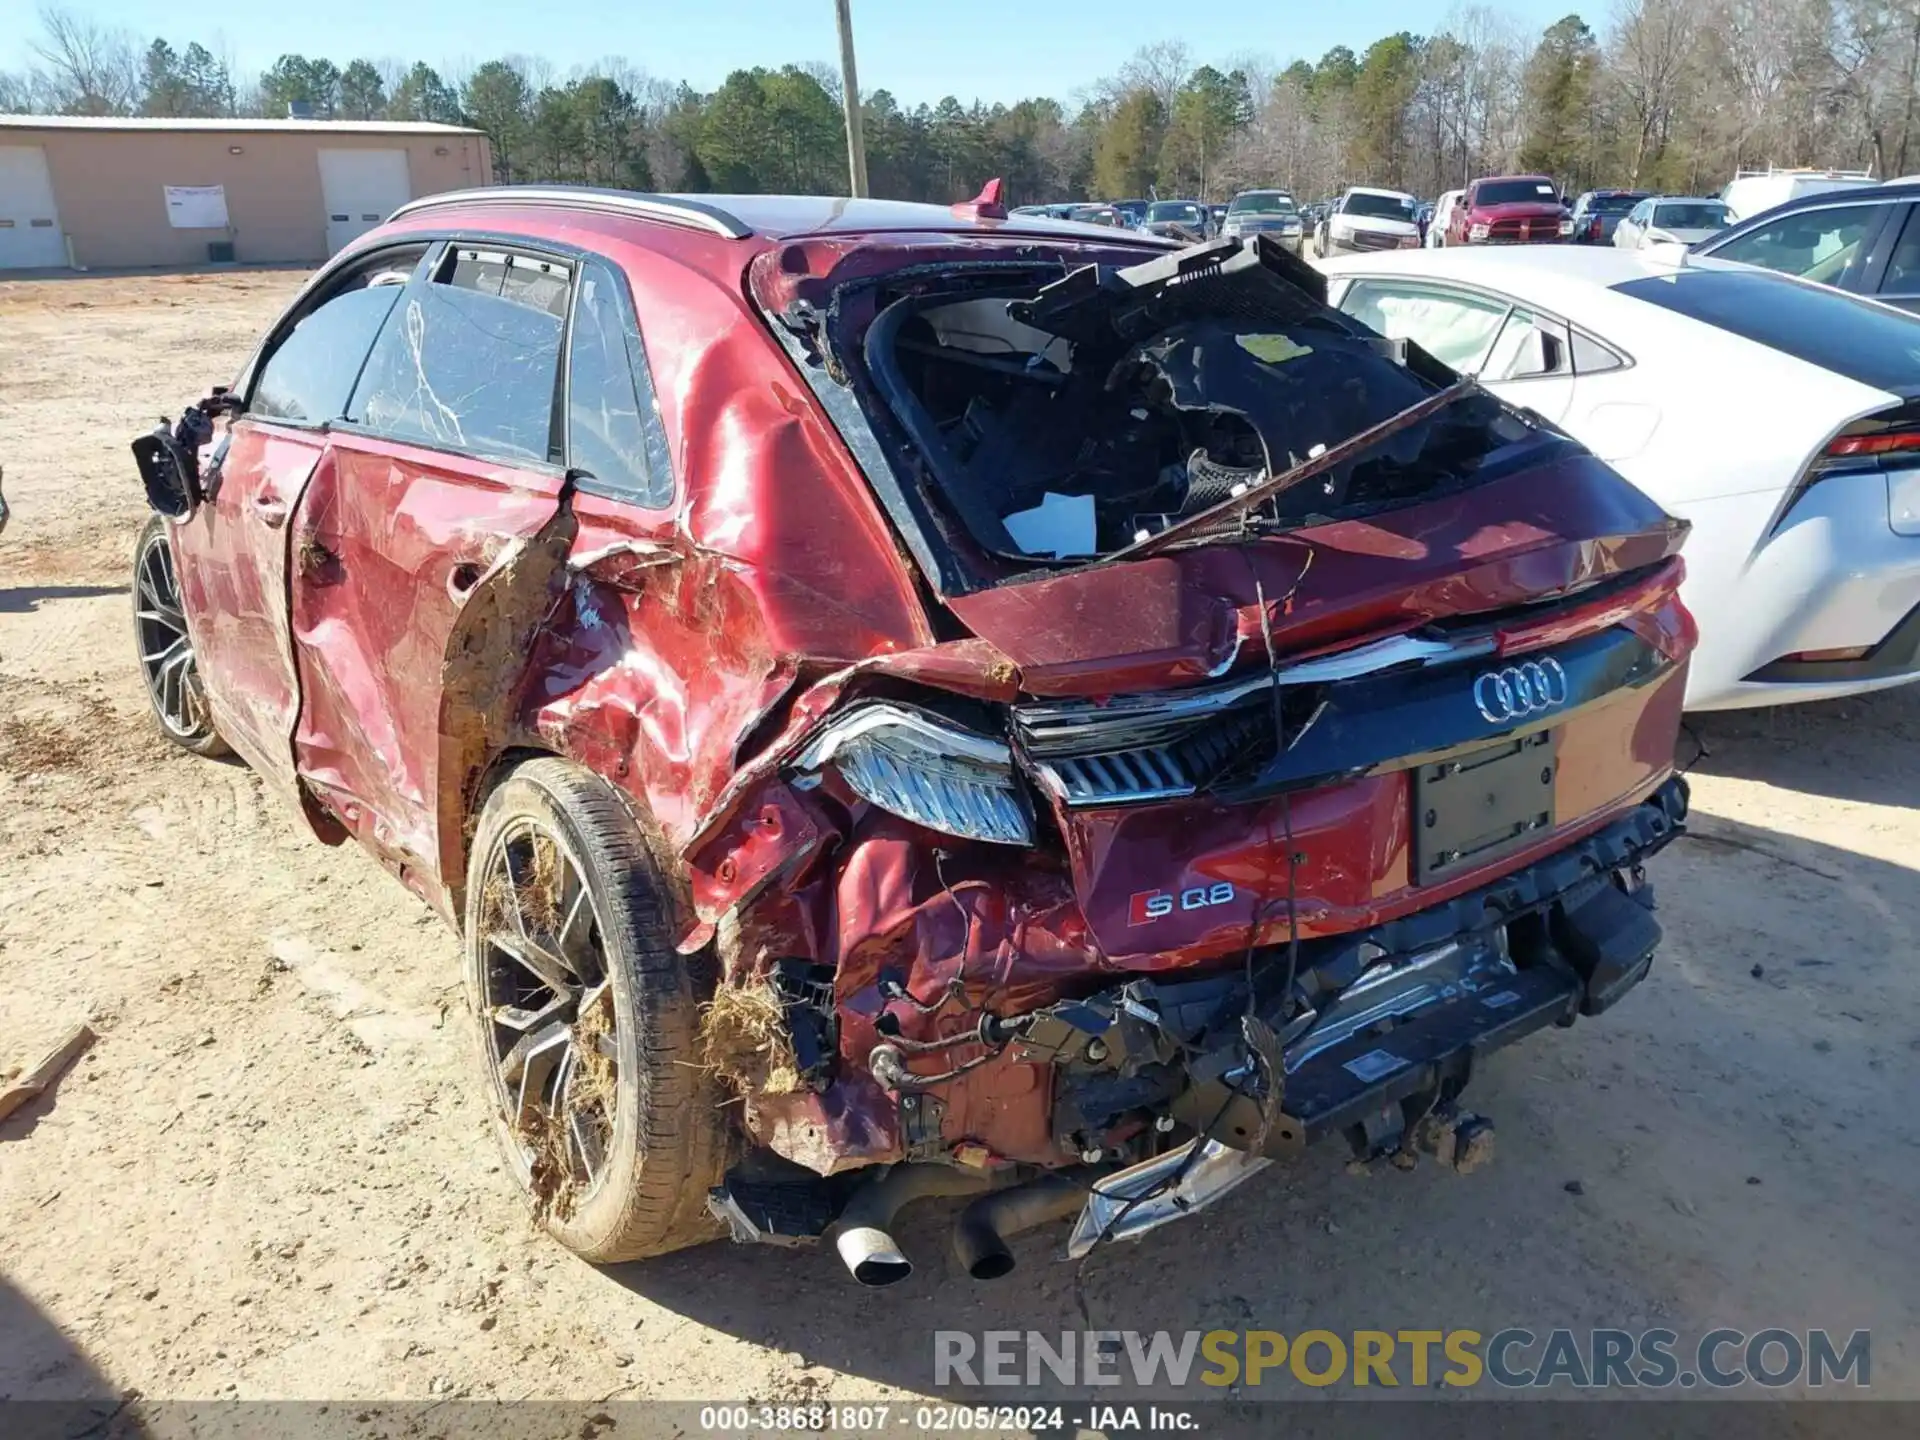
[130,190,1693,1287]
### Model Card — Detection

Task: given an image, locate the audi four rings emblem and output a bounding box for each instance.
[1473,659,1570,724]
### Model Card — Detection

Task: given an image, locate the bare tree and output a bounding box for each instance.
[1608,0,1701,182]
[29,6,138,114]
[1118,40,1195,115]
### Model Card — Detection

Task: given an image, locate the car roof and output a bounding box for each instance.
[386,185,1165,259]
[1312,244,1920,396]
[1348,185,1414,200]
[398,185,1166,238]
[1315,243,1773,321]
[1702,179,1917,248]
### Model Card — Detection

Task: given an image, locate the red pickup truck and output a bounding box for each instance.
[1448,174,1567,245]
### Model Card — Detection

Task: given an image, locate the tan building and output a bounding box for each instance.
[0,115,493,270]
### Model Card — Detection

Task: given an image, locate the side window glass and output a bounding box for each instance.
[348,247,569,464]
[1709,204,1881,283]
[566,260,672,507]
[252,280,405,424]
[1571,331,1626,375]
[1340,282,1509,374]
[1484,307,1567,380]
[1879,208,1920,294]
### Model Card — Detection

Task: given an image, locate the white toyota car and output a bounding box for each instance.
[1317,245,1920,710]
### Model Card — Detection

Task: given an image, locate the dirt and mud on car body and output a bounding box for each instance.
[129,193,1694,1287]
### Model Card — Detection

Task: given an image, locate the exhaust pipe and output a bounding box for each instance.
[950,1171,1091,1281]
[831,1164,996,1287]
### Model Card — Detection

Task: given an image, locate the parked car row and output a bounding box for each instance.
[1039,165,1884,264]
[1015,191,1312,253]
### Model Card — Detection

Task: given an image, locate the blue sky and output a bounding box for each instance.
[6,1,1579,105]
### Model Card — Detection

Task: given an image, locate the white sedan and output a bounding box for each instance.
[1317,245,1920,710]
[1613,196,1732,250]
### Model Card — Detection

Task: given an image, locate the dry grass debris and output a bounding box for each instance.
[699,981,801,1097]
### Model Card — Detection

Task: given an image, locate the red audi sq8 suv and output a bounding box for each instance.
[129,186,1694,1284]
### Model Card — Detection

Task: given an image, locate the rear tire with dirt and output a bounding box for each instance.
[463,757,727,1262]
[131,514,229,757]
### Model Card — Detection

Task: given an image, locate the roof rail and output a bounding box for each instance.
[387,186,753,239]
[1732,165,1876,180]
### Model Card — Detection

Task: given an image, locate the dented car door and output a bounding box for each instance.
[172,252,417,805]
[286,244,574,898]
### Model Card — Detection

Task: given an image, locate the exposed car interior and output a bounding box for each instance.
[851,239,1539,562]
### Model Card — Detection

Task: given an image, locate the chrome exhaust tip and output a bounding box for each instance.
[835,1225,915,1287]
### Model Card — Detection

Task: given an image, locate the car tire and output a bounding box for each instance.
[131,513,229,757]
[464,756,727,1263]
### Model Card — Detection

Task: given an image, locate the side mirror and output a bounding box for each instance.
[131,400,229,519]
[131,423,198,519]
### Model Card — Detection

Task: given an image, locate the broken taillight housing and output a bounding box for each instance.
[793,702,1033,846]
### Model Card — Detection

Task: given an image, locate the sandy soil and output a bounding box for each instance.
[1,270,1916,1411]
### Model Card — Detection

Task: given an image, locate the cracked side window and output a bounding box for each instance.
[566,260,669,507]
[348,248,569,464]
[252,284,402,425]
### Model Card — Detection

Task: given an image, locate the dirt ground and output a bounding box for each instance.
[2,270,1917,1411]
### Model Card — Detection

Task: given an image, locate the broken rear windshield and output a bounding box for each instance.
[829,239,1540,575]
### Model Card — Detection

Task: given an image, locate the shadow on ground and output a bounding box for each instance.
[0,1274,127,1402]
[604,795,1920,1400]
[0,584,124,615]
[1686,682,1920,807]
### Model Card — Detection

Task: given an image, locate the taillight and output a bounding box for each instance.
[1779,645,1872,663]
[1589,217,1603,240]
[1775,411,1920,532]
[1824,429,1920,458]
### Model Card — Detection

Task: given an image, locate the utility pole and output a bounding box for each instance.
[834,0,869,197]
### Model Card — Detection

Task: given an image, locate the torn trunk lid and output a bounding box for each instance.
[940,456,1685,698]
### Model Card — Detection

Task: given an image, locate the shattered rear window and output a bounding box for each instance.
[347,248,569,465]
[848,240,1538,565]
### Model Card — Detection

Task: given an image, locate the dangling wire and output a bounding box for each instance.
[1071,529,1315,1318]
[1678,719,1711,773]
[1240,550,1310,1154]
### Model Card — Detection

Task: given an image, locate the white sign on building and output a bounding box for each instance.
[163,184,230,229]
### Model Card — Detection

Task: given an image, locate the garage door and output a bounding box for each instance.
[0,146,66,269]
[317,149,412,256]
